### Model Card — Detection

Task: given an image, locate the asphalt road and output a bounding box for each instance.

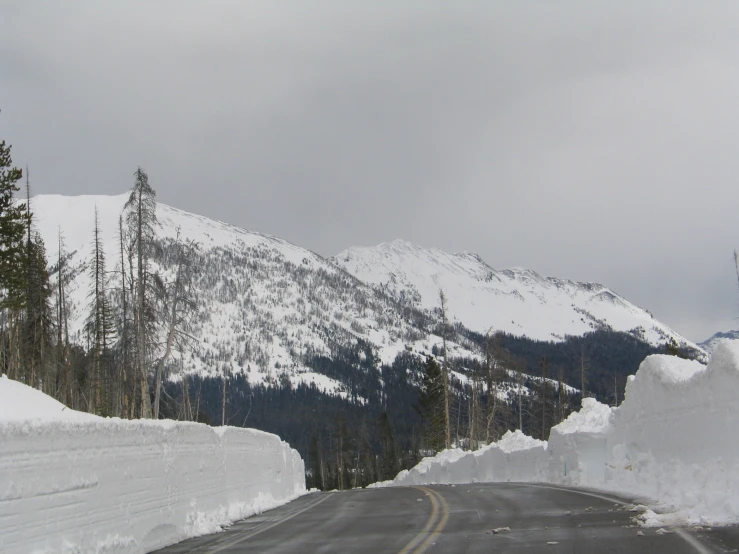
[152,483,739,553]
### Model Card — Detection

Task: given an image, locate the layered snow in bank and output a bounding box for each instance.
[374,340,739,527]
[0,376,307,554]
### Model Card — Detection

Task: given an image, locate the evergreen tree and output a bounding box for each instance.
[124,167,159,418]
[22,232,53,390]
[0,131,29,381]
[0,135,27,311]
[415,356,446,452]
[438,289,451,449]
[307,433,324,490]
[52,228,72,404]
[377,411,399,481]
[84,208,116,415]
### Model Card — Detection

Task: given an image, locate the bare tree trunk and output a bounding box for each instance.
[119,216,129,418]
[221,372,226,426]
[195,378,202,422]
[468,380,476,450]
[558,367,565,424]
[517,365,523,432]
[56,230,65,403]
[540,356,548,441]
[153,247,184,419]
[439,289,451,450]
[135,189,151,419]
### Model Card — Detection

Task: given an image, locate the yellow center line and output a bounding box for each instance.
[410,488,450,554]
[397,486,450,554]
[397,487,439,554]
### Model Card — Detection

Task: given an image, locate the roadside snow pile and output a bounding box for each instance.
[0,376,306,554]
[375,340,739,527]
[547,397,613,486]
[606,342,739,526]
[0,374,97,422]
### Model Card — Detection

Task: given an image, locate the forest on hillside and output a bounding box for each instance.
[0,131,700,491]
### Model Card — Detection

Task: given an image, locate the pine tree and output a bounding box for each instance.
[23,232,53,390]
[580,345,589,399]
[53,228,73,405]
[377,412,399,481]
[0,136,27,311]
[307,433,323,490]
[416,356,446,452]
[84,208,116,415]
[0,132,29,381]
[438,289,451,449]
[540,356,548,440]
[124,167,159,418]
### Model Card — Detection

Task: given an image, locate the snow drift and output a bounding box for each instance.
[0,375,306,554]
[377,340,739,526]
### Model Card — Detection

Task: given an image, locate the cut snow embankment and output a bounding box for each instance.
[0,375,307,554]
[374,340,739,527]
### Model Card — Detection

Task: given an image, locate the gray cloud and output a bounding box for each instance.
[2,1,739,342]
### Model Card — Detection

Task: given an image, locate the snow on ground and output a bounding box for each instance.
[0,376,307,554]
[0,374,97,422]
[372,340,739,527]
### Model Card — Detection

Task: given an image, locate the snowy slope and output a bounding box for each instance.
[32,194,477,401]
[334,239,695,348]
[699,330,739,354]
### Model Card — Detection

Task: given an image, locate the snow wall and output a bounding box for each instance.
[376,340,739,526]
[0,377,306,554]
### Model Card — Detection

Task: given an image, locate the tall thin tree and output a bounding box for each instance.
[439,289,451,449]
[124,167,158,418]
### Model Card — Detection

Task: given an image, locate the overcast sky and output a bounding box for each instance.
[2,1,739,342]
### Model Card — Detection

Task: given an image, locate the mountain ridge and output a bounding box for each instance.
[31,193,476,403]
[333,239,697,350]
[699,330,739,354]
[31,193,699,401]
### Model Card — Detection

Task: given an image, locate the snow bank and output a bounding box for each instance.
[547,397,612,486]
[386,431,548,487]
[0,374,98,422]
[606,341,739,525]
[376,340,739,526]
[0,376,306,554]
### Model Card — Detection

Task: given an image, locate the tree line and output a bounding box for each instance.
[0,132,198,419]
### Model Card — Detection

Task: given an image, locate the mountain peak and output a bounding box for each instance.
[335,240,696,349]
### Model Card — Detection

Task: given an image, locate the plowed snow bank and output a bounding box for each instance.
[0,376,306,553]
[374,340,739,526]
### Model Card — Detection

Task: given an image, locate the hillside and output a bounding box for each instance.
[33,194,480,404]
[699,330,739,354]
[334,239,697,349]
[26,193,705,484]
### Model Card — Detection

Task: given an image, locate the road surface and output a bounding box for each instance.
[153,483,739,553]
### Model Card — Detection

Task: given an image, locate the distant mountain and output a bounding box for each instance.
[699,330,739,354]
[32,194,476,404]
[30,194,704,467]
[333,239,698,350]
[32,195,699,408]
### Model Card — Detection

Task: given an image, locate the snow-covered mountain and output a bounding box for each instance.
[31,194,698,405]
[334,239,696,349]
[32,194,475,402]
[699,330,739,354]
